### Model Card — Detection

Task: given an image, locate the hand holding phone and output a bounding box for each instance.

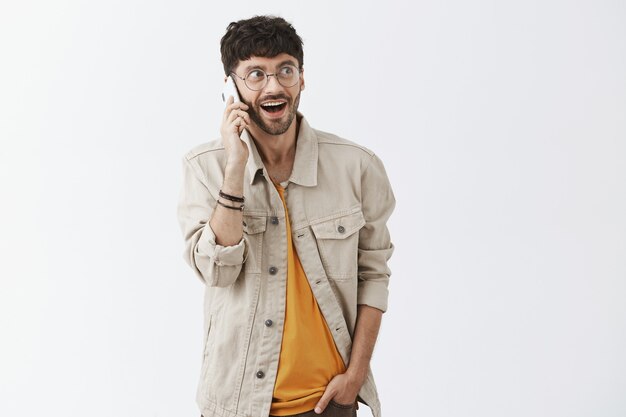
[220,76,251,165]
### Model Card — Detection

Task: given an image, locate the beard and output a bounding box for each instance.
[243,90,301,136]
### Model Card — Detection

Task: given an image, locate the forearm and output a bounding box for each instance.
[209,160,246,246]
[346,304,383,383]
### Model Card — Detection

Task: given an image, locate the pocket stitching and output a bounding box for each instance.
[200,314,214,384]
[311,210,365,279]
[310,211,365,240]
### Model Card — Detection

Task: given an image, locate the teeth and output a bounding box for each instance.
[261,101,285,107]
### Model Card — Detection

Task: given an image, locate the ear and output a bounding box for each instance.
[299,67,305,91]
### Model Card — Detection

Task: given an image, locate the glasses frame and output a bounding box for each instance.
[230,64,302,91]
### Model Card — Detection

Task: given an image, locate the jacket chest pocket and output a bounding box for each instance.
[242,215,267,274]
[310,210,365,280]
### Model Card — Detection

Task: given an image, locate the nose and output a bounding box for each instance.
[263,73,283,93]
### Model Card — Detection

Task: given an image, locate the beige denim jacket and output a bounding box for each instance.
[176,112,395,417]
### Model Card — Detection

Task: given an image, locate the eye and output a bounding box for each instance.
[279,66,294,76]
[247,69,265,80]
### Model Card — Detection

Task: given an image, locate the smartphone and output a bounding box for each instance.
[222,75,241,103]
[222,75,250,142]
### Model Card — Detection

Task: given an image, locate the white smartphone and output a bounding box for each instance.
[222,75,250,142]
[222,75,241,103]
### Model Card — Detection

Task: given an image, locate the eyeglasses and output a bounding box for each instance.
[231,64,301,91]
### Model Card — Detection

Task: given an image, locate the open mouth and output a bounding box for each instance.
[260,101,287,114]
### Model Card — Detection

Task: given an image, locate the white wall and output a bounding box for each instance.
[1,0,625,416]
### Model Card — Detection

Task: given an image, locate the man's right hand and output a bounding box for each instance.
[210,95,249,247]
[221,95,251,167]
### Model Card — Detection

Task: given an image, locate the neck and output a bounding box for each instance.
[247,115,300,166]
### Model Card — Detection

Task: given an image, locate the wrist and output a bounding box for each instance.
[223,163,245,195]
[226,157,247,172]
[345,366,367,385]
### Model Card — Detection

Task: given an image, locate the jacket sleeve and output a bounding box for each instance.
[176,155,248,287]
[357,153,396,313]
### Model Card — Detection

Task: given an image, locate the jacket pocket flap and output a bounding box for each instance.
[311,210,365,239]
[243,215,267,234]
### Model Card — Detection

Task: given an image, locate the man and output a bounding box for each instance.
[177,15,395,417]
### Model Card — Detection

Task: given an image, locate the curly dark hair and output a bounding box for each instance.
[220,15,304,76]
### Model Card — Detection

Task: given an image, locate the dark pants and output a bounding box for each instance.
[269,399,358,417]
[201,399,358,417]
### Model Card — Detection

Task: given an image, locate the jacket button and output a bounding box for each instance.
[265,319,273,327]
[337,225,345,233]
[269,266,278,275]
[256,370,265,378]
[271,216,279,225]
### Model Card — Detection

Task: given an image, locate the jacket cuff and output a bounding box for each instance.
[357,279,389,313]
[197,222,248,266]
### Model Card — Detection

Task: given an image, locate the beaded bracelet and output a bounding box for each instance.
[217,199,244,211]
[219,189,244,203]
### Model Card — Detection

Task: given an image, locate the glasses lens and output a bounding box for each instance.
[245,69,267,91]
[277,65,299,87]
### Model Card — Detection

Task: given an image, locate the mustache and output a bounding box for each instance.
[256,94,291,104]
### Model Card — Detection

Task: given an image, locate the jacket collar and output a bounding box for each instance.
[241,111,318,187]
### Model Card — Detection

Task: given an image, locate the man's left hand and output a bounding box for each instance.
[314,371,364,414]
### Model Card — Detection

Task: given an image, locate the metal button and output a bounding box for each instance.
[269,266,278,275]
[271,216,279,225]
[337,225,345,233]
[256,370,265,378]
[265,319,273,327]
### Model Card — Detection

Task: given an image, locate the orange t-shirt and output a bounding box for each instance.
[269,181,347,415]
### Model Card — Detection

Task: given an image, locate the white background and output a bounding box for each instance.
[1,1,625,416]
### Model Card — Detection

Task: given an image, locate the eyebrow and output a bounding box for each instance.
[242,59,298,73]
